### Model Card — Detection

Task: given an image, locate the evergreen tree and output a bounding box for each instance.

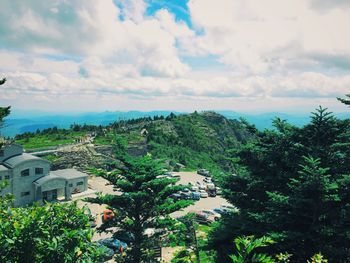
[337,94,350,106]
[209,108,350,262]
[88,155,192,262]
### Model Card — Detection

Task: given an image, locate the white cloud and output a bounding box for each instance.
[0,0,191,77]
[186,0,350,73]
[0,0,349,112]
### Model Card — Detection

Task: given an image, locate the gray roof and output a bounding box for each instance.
[4,153,47,168]
[50,169,89,180]
[0,165,8,172]
[34,173,65,185]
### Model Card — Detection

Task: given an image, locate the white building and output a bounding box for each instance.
[0,144,89,207]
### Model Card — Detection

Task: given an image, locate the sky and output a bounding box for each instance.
[0,0,349,114]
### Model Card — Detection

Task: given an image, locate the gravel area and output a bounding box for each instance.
[171,171,230,218]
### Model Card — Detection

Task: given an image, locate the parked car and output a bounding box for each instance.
[195,212,214,224]
[203,177,212,183]
[198,184,206,190]
[199,190,208,198]
[202,210,221,221]
[216,187,222,195]
[191,186,199,192]
[180,191,192,200]
[207,188,217,197]
[171,173,181,178]
[192,192,201,200]
[221,204,240,213]
[98,238,127,253]
[171,193,182,201]
[197,169,211,177]
[102,209,115,223]
[213,208,226,215]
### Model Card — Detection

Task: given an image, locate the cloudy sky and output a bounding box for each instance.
[0,0,349,113]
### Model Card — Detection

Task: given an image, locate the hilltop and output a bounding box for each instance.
[14,112,255,173]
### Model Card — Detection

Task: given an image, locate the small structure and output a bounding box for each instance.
[0,144,89,207]
[140,128,149,136]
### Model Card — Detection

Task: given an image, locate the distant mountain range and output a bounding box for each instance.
[1,109,348,137]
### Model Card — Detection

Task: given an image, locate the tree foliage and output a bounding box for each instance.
[337,94,350,106]
[0,199,102,263]
[209,107,350,262]
[88,155,192,262]
[230,236,276,263]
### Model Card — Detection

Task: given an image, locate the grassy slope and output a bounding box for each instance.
[94,112,253,174]
[14,112,253,174]
[15,131,87,150]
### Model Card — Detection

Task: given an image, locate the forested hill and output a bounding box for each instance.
[110,111,254,172]
[15,111,255,173]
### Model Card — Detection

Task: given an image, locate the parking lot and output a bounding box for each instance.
[75,171,230,241]
[171,171,230,218]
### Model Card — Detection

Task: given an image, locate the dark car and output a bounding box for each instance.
[192,192,201,200]
[171,193,182,201]
[197,169,211,177]
[213,208,227,215]
[180,191,192,200]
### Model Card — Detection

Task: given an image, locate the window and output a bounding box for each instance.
[21,191,30,197]
[21,169,30,177]
[77,181,84,186]
[4,175,9,180]
[35,168,44,175]
[0,150,4,157]
[68,183,73,187]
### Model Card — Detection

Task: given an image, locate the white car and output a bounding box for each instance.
[199,190,208,198]
[203,177,212,183]
[198,184,206,190]
[191,186,199,192]
[216,187,222,195]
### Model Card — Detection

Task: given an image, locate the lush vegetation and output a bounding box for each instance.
[209,107,350,262]
[15,128,89,150]
[0,200,103,263]
[88,155,193,262]
[3,76,349,263]
[0,100,102,262]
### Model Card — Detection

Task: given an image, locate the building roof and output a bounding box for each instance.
[50,169,89,180]
[0,165,8,172]
[4,153,47,168]
[34,173,65,185]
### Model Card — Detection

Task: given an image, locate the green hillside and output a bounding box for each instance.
[14,112,254,173]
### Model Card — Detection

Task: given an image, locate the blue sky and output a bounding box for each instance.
[0,0,349,113]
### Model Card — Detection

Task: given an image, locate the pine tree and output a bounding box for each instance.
[88,155,192,262]
[337,94,350,106]
[209,108,350,262]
